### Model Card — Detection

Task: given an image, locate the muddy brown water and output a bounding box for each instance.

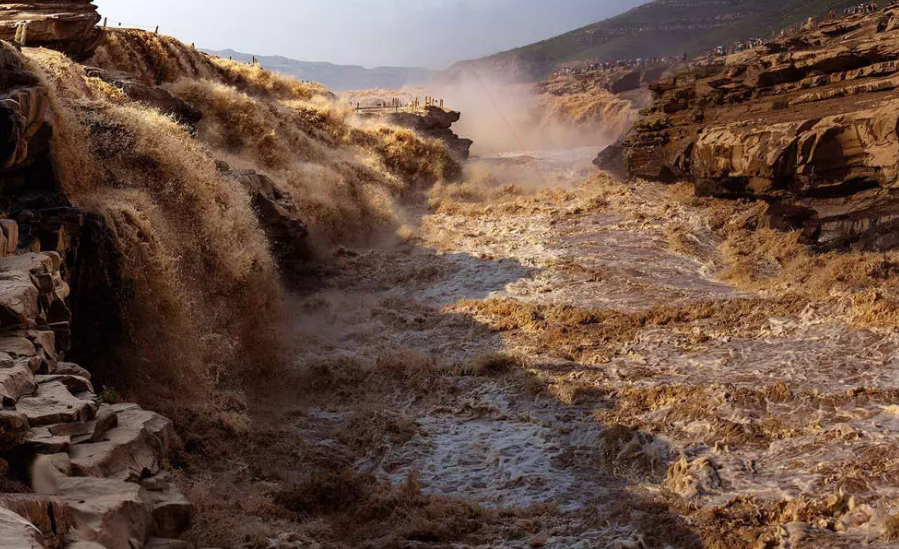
[286,148,899,548]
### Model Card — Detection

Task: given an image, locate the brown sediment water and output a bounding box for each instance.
[269,147,899,548]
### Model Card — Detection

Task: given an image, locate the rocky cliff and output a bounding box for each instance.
[0,0,100,60]
[362,106,474,160]
[599,7,899,252]
[443,0,869,82]
[0,9,464,548]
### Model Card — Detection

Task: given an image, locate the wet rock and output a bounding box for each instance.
[221,169,309,266]
[373,106,473,160]
[664,456,721,499]
[83,68,203,130]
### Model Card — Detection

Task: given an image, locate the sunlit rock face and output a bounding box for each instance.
[0,1,101,59]
[599,7,899,252]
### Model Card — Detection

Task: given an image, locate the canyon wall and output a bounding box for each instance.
[599,7,899,251]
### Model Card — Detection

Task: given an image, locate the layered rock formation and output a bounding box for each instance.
[364,106,473,160]
[0,32,192,549]
[599,7,899,251]
[0,0,101,60]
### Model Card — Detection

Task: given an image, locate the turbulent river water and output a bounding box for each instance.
[278,148,899,549]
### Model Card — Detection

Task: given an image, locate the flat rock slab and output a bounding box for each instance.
[69,405,173,481]
[36,375,94,395]
[55,476,152,549]
[16,381,93,426]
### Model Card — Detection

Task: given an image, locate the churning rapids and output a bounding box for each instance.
[272,147,899,549]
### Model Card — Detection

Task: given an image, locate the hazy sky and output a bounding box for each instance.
[92,0,643,69]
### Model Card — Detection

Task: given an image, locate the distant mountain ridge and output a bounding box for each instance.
[443,0,867,82]
[204,49,436,92]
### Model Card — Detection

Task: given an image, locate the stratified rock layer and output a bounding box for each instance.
[0,0,101,60]
[599,7,899,251]
[368,106,473,160]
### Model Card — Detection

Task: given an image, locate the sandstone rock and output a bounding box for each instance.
[36,375,94,395]
[0,87,52,172]
[0,0,102,60]
[0,273,39,328]
[602,8,899,251]
[54,476,152,549]
[0,493,71,549]
[51,363,91,381]
[0,220,20,254]
[91,407,117,443]
[69,405,173,481]
[0,364,37,406]
[375,106,473,160]
[0,410,29,451]
[24,427,70,454]
[142,475,192,538]
[16,381,93,427]
[0,506,43,549]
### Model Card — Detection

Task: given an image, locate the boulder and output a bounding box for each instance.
[0,364,37,406]
[69,405,174,481]
[54,476,152,549]
[16,381,93,427]
[141,474,192,538]
[36,375,93,395]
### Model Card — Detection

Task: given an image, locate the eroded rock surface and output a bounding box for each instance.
[0,234,191,548]
[599,7,899,251]
[0,0,102,60]
[367,106,474,160]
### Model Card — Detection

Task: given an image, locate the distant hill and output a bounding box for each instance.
[204,49,436,92]
[443,0,866,82]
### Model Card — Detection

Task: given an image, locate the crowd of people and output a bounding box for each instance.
[552,2,898,80]
[551,54,687,77]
